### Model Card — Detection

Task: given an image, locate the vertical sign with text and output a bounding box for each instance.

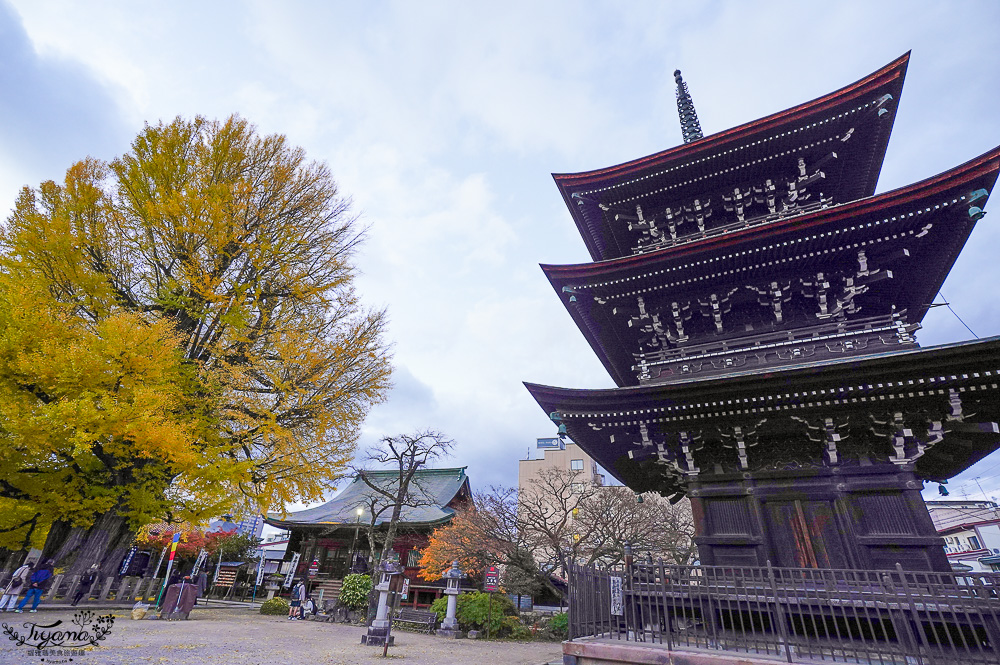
[254,555,266,587]
[609,576,623,616]
[483,565,499,592]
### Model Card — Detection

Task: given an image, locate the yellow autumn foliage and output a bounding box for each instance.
[0,115,392,548]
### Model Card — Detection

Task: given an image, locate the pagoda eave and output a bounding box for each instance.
[526,336,1000,490]
[543,145,1000,387]
[555,53,910,262]
[545,143,1000,280]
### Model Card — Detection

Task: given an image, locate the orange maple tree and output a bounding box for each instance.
[418,508,506,581]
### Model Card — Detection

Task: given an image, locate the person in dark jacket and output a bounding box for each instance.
[195,571,208,605]
[15,559,54,613]
[72,564,100,606]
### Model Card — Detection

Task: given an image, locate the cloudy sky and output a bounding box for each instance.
[3,1,1000,511]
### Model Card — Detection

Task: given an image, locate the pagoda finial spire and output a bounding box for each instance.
[674,69,704,143]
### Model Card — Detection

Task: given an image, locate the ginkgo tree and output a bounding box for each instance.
[0,115,393,574]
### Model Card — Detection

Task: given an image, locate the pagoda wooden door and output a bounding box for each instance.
[764,499,848,568]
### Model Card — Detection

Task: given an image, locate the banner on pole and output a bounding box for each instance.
[283,552,301,589]
[119,546,137,576]
[254,555,266,587]
[191,549,208,576]
[168,532,182,561]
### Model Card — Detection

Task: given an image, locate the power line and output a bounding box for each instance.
[937,290,979,339]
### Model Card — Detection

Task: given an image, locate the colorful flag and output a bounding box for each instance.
[167,532,181,561]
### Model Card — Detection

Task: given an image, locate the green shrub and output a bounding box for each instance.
[429,595,448,621]
[260,597,289,615]
[501,614,533,640]
[549,612,568,638]
[430,591,518,635]
[339,573,372,610]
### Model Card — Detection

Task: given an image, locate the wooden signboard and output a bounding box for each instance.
[215,569,238,587]
[483,565,499,592]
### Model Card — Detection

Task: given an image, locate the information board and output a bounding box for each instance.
[216,569,238,588]
[484,565,499,592]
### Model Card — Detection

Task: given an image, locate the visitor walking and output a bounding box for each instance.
[297,581,308,619]
[15,559,54,613]
[0,559,33,611]
[72,564,100,606]
[288,581,304,620]
[195,571,208,605]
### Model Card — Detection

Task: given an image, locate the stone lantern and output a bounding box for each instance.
[436,561,464,638]
[361,552,403,647]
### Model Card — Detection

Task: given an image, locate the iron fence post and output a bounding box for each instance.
[891,563,928,665]
[766,561,793,663]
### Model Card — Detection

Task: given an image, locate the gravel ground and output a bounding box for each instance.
[0,608,563,665]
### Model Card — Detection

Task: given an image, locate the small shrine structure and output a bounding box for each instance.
[526,53,1000,572]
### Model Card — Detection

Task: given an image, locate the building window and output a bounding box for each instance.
[407,550,421,567]
[571,483,585,494]
[969,536,982,550]
[570,459,584,471]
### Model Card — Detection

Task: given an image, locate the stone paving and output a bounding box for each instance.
[0,607,563,664]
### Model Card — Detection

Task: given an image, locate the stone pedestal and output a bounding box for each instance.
[435,628,465,639]
[360,626,394,647]
[363,579,394,646]
[437,585,463,638]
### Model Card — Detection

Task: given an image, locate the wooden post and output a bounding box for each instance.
[146,579,162,602]
[64,575,82,603]
[129,577,145,602]
[99,576,115,601]
[487,592,493,640]
[45,574,64,600]
[116,577,134,602]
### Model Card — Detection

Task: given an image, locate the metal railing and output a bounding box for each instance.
[569,561,1000,664]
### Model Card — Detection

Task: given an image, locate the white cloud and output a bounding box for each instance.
[4,0,1000,503]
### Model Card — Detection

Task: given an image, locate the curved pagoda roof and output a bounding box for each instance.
[544,145,1000,387]
[526,336,1000,497]
[264,467,470,530]
[556,53,910,262]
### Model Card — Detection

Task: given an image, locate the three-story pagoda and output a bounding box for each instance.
[526,53,1000,571]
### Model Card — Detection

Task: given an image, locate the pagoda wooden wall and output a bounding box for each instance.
[690,464,950,571]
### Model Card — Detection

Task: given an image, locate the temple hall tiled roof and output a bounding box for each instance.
[264,467,469,530]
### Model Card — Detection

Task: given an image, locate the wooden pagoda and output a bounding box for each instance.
[526,53,1000,572]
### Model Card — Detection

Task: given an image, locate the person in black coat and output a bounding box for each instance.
[72,564,100,606]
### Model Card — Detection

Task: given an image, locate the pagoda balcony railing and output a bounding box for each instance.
[569,560,1000,665]
[630,197,832,256]
[634,312,917,376]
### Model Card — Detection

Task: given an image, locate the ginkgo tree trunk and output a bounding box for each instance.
[0,116,393,575]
